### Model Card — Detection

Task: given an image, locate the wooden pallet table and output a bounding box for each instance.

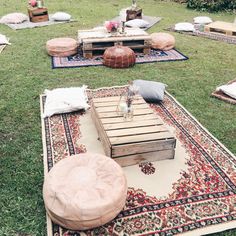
[204,21,236,36]
[78,28,151,58]
[91,95,176,167]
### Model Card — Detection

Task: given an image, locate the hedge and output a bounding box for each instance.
[187,0,236,11]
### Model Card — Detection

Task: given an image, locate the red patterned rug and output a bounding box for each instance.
[40,86,236,236]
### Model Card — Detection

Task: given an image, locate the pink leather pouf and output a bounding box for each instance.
[43,153,127,230]
[150,32,175,51]
[46,37,78,57]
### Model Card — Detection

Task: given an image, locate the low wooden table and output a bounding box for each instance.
[204,21,236,36]
[78,28,151,59]
[91,95,176,167]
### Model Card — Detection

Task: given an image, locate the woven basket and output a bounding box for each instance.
[103,46,136,68]
[46,37,77,57]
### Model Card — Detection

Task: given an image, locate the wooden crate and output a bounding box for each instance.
[126,7,142,21]
[204,21,236,36]
[78,28,151,59]
[91,96,176,167]
[28,7,49,23]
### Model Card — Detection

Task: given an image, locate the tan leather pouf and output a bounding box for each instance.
[103,45,136,68]
[46,37,77,57]
[43,153,127,230]
[150,33,175,51]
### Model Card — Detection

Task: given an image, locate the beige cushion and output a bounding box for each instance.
[150,33,175,51]
[43,153,127,230]
[46,37,77,57]
[0,13,28,24]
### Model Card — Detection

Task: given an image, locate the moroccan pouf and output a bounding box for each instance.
[103,45,136,68]
[43,153,127,230]
[150,32,175,51]
[46,37,77,57]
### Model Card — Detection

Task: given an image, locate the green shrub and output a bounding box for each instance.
[187,0,236,11]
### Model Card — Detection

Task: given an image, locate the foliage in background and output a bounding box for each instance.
[172,0,236,12]
[187,0,236,12]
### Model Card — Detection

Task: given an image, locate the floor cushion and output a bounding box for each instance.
[43,86,89,118]
[193,16,212,24]
[103,45,136,68]
[125,19,149,28]
[150,32,175,50]
[43,153,127,230]
[51,12,71,21]
[0,12,28,24]
[46,37,77,57]
[174,22,195,32]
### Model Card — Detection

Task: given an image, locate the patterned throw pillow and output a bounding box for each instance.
[0,13,28,24]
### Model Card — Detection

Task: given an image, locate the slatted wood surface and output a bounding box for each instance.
[91,95,176,166]
[204,21,236,36]
[78,28,151,58]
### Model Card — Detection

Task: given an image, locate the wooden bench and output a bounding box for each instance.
[91,95,176,167]
[78,28,151,59]
[204,21,236,37]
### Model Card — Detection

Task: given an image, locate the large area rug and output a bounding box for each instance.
[167,25,236,45]
[51,48,188,69]
[3,15,76,30]
[41,86,236,236]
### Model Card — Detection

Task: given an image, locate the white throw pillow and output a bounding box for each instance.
[0,34,11,45]
[0,13,28,24]
[193,16,212,24]
[125,19,149,28]
[216,82,236,100]
[174,22,195,32]
[51,12,71,21]
[43,86,90,118]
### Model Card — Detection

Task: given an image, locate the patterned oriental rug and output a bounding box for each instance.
[40,86,236,236]
[51,48,188,69]
[167,26,236,45]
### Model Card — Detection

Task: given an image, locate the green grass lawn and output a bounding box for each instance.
[0,0,235,235]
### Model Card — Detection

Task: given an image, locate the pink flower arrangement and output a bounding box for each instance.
[104,21,119,33]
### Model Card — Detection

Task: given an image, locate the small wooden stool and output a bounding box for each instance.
[28,7,49,23]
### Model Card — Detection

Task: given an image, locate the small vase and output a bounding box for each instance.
[123,104,133,121]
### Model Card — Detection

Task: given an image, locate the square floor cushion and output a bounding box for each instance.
[133,80,167,103]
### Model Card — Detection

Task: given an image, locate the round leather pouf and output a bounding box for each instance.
[150,33,175,51]
[103,45,136,68]
[46,37,77,57]
[43,153,127,230]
